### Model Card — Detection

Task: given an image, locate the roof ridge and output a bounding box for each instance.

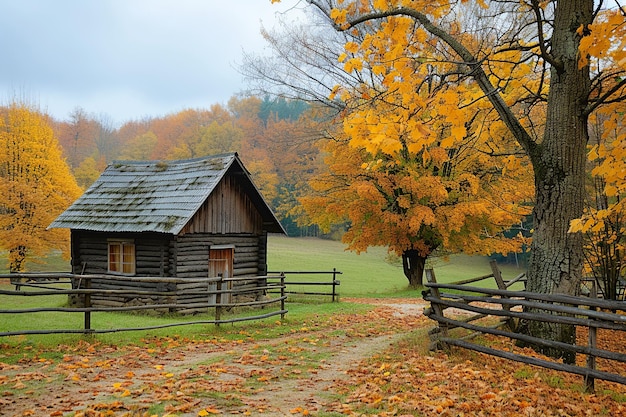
[110,152,238,166]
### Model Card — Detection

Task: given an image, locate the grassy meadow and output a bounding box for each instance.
[267,234,526,296]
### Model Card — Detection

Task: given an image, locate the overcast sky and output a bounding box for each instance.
[0,0,305,125]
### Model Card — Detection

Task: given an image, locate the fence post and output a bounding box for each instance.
[490,260,515,331]
[84,276,92,334]
[425,268,448,345]
[489,260,506,289]
[332,268,339,302]
[280,273,286,320]
[586,281,597,392]
[215,274,222,326]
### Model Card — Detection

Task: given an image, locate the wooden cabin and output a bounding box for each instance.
[49,153,285,312]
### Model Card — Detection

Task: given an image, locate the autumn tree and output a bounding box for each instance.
[55,107,100,169]
[230,97,281,206]
[249,5,533,284]
[302,73,533,287]
[114,118,154,163]
[241,12,365,111]
[54,109,124,169]
[118,131,158,160]
[266,112,325,236]
[93,114,119,164]
[73,156,102,189]
[0,102,82,272]
[294,0,626,358]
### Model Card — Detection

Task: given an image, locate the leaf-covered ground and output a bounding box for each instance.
[1,298,624,416]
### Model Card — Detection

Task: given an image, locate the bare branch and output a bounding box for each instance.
[585,77,626,116]
[529,0,562,71]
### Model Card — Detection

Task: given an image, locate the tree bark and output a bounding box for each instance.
[402,249,426,288]
[521,0,593,363]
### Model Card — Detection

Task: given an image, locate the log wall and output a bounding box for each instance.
[172,232,264,278]
[71,230,174,276]
[68,230,268,312]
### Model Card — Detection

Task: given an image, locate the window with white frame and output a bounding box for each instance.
[108,240,136,275]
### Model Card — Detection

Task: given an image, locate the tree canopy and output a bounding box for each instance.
[0,103,82,271]
[302,63,534,286]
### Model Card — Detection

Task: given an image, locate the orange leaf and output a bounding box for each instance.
[480,392,497,400]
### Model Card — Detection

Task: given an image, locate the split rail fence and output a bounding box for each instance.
[0,273,287,337]
[423,260,626,391]
[267,269,342,302]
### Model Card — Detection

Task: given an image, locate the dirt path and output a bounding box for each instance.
[246,333,405,416]
[0,298,428,417]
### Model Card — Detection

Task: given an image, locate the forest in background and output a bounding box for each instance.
[46,95,321,238]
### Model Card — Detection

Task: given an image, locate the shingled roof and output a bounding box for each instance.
[49,153,284,235]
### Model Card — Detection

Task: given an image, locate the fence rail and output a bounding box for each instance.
[267,269,342,302]
[424,261,626,392]
[0,273,286,337]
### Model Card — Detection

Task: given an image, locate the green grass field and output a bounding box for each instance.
[267,235,526,296]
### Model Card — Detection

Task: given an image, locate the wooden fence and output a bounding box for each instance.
[423,261,626,391]
[0,273,286,336]
[267,269,342,302]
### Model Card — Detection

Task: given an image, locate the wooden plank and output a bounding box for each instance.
[233,267,258,276]
[430,310,626,364]
[441,337,626,386]
[427,282,626,312]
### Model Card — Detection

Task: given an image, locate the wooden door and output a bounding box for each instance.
[208,247,234,305]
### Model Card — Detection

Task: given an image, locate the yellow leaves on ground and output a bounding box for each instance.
[328,325,626,417]
[3,304,626,416]
[198,407,221,415]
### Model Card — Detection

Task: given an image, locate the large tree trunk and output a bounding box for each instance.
[402,249,426,288]
[522,0,593,363]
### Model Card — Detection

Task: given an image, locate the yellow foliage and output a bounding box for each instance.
[300,0,535,261]
[330,8,347,24]
[345,41,360,53]
[0,103,82,271]
[573,103,626,234]
[578,9,626,70]
[344,57,364,73]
